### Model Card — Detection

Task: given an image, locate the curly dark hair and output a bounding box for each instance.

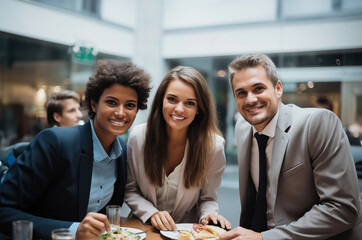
[84,59,152,119]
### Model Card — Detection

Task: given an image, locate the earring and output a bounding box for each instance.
[196,111,199,115]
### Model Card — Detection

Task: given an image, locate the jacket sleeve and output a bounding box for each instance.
[124,126,159,223]
[0,129,72,239]
[262,109,361,239]
[198,135,226,221]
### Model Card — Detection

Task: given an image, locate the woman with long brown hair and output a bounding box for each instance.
[125,66,231,231]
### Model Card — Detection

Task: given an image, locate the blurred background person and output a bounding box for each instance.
[44,89,83,127]
[346,113,362,146]
[315,96,334,111]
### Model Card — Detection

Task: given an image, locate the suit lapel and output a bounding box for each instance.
[112,137,127,205]
[236,119,254,208]
[78,121,94,220]
[269,103,291,211]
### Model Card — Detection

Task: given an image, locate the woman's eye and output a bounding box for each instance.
[167,97,177,102]
[126,103,136,109]
[186,101,196,106]
[106,100,117,106]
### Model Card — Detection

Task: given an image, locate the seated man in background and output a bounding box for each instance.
[315,96,334,112]
[44,89,83,127]
[346,113,362,146]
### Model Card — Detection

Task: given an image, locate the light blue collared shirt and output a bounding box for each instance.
[69,119,122,233]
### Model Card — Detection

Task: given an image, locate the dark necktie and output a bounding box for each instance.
[251,133,269,232]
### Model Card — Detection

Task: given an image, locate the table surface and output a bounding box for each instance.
[120,217,167,240]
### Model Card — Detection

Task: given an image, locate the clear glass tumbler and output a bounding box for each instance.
[12,220,33,240]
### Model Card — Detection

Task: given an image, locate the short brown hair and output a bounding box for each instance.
[228,53,279,91]
[44,90,81,126]
[84,59,152,119]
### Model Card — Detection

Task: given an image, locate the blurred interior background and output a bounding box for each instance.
[1,0,362,227]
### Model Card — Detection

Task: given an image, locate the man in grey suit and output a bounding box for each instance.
[220,54,362,240]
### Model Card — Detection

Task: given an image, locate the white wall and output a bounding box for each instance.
[278,66,362,83]
[100,0,136,28]
[162,18,362,58]
[0,0,135,57]
[131,0,165,126]
[163,0,277,29]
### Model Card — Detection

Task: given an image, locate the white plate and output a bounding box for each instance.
[101,227,147,240]
[160,224,218,240]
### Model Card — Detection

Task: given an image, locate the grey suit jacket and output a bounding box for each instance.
[236,103,362,239]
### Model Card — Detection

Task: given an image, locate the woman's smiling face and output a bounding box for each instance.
[91,83,138,144]
[162,78,198,132]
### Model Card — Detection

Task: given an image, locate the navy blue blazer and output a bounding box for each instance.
[0,121,127,239]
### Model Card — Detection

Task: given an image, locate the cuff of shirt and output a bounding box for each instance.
[69,222,80,235]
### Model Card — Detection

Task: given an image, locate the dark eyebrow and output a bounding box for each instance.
[105,96,137,103]
[104,96,118,101]
[235,83,266,93]
[166,93,197,102]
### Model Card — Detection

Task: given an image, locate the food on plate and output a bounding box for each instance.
[178,230,194,240]
[204,225,227,236]
[178,224,227,240]
[98,228,141,240]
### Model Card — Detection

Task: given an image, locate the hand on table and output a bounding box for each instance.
[201,214,232,230]
[76,212,110,240]
[219,227,262,240]
[150,211,177,231]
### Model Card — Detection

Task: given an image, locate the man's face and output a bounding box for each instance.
[232,65,283,132]
[54,98,82,127]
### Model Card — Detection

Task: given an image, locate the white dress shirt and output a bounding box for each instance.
[251,110,279,228]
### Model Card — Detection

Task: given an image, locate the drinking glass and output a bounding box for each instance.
[12,220,33,240]
[106,205,121,229]
[51,228,75,240]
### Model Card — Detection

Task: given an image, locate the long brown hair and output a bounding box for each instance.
[144,66,221,188]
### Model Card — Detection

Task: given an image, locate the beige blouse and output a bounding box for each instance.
[156,159,185,213]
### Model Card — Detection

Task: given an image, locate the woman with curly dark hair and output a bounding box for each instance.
[0,59,151,240]
[125,66,231,231]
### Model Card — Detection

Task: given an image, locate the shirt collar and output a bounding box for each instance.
[90,119,122,162]
[252,109,280,138]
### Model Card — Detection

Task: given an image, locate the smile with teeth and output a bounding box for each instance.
[110,119,127,126]
[248,107,261,112]
[246,104,264,113]
[171,114,185,120]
